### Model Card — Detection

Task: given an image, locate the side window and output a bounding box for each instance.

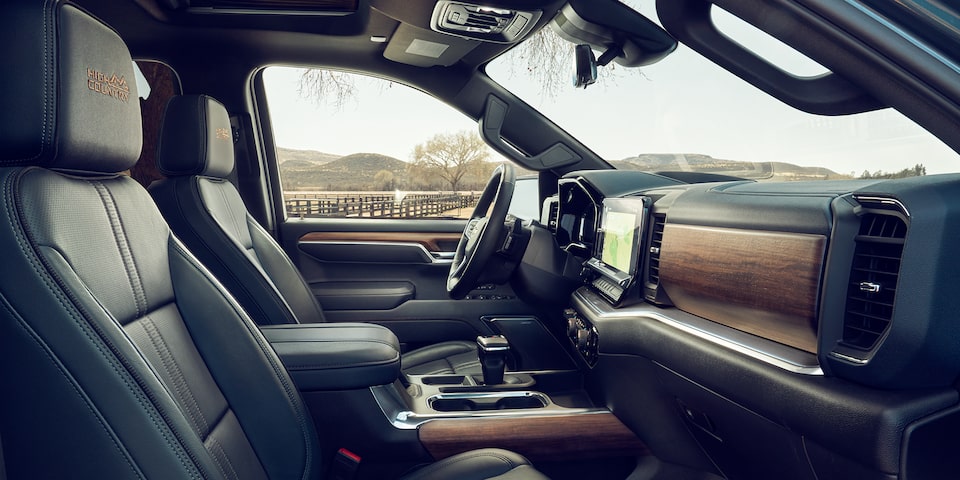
[263,66,507,220]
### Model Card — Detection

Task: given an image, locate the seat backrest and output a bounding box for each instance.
[0,2,321,478]
[150,95,325,326]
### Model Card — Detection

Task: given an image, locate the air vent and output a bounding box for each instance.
[842,209,907,350]
[432,1,540,43]
[543,197,560,232]
[647,214,666,286]
[457,8,508,32]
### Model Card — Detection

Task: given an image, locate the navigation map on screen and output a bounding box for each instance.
[600,210,636,274]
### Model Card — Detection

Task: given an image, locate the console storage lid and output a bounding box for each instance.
[261,323,400,391]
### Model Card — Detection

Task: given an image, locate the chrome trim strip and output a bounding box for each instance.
[854,195,911,217]
[298,240,454,265]
[427,391,548,403]
[828,351,869,365]
[370,384,607,430]
[572,289,824,376]
[187,7,353,16]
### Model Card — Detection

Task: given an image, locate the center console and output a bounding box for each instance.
[262,322,646,467]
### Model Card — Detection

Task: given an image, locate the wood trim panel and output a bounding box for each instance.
[659,225,826,353]
[418,413,648,461]
[299,232,462,252]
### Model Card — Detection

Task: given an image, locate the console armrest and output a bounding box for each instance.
[261,323,400,391]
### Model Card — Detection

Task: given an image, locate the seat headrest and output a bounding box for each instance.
[157,95,235,178]
[0,0,142,173]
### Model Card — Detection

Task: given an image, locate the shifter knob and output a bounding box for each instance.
[477,335,510,386]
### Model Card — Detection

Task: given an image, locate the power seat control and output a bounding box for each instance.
[563,308,599,367]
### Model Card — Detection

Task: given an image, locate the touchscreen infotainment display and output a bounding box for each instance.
[600,209,638,274]
[584,196,649,304]
[596,197,648,277]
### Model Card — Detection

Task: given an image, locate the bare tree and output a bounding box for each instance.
[295,28,622,106]
[409,131,490,192]
[297,70,359,109]
[294,0,653,108]
[497,27,573,99]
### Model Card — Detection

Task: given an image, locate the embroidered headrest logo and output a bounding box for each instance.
[215,128,231,140]
[87,68,130,103]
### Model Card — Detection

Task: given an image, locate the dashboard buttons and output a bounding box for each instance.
[563,308,599,367]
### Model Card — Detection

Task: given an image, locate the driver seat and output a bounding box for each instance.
[0,1,546,478]
[149,95,480,375]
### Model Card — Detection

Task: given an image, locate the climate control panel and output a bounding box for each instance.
[563,308,599,367]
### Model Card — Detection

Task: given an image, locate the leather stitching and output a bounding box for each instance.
[181,177,295,325]
[39,0,54,162]
[93,181,148,318]
[3,169,203,478]
[198,96,210,175]
[141,315,211,436]
[216,182,250,251]
[0,290,145,478]
[171,239,317,480]
[205,435,240,480]
[246,217,325,318]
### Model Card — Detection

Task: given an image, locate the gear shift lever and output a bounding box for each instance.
[477,335,510,386]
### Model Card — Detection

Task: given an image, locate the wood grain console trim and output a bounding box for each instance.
[299,232,462,252]
[418,413,648,461]
[659,225,825,353]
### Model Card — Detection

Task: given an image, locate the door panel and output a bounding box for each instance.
[279,218,537,351]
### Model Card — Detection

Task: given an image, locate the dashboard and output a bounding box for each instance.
[547,169,960,388]
[536,169,960,478]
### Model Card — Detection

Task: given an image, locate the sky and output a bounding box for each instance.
[262,1,959,176]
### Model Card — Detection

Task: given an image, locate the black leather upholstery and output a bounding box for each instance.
[0,2,140,171]
[400,449,549,480]
[0,1,544,479]
[261,324,402,391]
[401,340,484,375]
[153,94,321,327]
[151,95,486,375]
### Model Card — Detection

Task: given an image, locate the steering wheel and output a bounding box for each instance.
[447,163,516,299]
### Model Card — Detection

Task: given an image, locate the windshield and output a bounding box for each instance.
[486,1,958,180]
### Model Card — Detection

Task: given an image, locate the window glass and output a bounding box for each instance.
[486,0,958,180]
[263,67,519,219]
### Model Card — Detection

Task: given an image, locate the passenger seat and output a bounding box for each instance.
[149,94,482,376]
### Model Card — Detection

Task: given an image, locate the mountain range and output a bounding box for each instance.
[277,147,849,191]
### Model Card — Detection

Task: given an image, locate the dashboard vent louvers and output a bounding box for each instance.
[544,197,560,232]
[647,214,666,286]
[842,210,906,350]
[459,9,507,31]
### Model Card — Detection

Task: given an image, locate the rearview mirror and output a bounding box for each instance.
[574,44,597,88]
[551,0,677,68]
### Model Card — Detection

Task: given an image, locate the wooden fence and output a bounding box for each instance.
[285,192,481,219]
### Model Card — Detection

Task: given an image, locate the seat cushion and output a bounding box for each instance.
[400,449,548,480]
[401,340,483,375]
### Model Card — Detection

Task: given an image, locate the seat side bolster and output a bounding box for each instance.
[167,238,323,479]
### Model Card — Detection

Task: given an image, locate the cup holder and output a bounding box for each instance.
[428,392,548,412]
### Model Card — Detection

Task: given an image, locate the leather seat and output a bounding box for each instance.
[0,1,545,478]
[149,94,482,376]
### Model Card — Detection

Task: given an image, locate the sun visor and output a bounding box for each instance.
[383,23,479,67]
